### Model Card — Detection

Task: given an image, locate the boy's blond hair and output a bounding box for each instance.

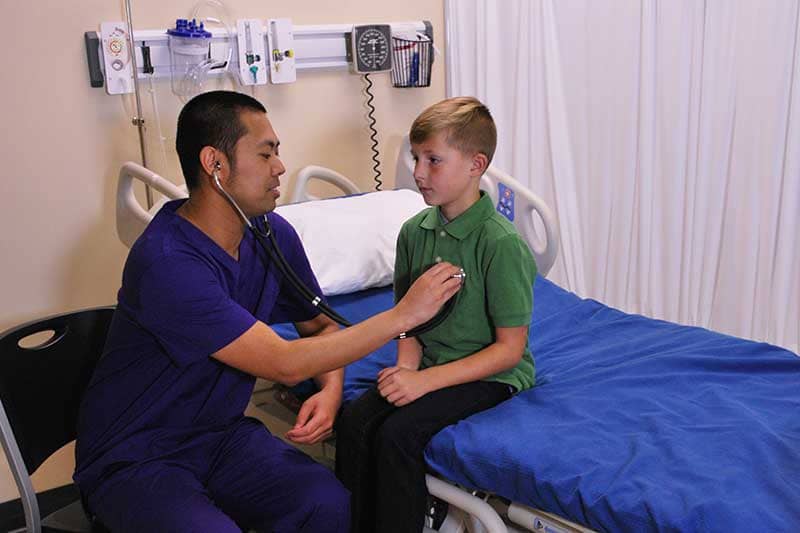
[410,96,497,164]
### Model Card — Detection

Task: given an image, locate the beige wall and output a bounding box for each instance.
[0,0,444,504]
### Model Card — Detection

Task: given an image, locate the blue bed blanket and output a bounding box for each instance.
[275,277,800,531]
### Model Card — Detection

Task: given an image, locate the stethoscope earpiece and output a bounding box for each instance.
[211,166,253,230]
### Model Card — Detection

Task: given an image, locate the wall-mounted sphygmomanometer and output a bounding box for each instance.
[345,23,433,191]
[348,24,393,190]
[351,24,392,73]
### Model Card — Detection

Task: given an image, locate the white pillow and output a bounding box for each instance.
[275,190,427,296]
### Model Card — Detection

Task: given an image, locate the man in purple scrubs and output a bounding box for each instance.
[74,91,462,532]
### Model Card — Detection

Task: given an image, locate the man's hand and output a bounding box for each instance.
[395,262,463,331]
[377,366,431,407]
[286,387,341,444]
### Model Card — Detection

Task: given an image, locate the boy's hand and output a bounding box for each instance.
[286,387,341,444]
[377,366,431,406]
[396,360,419,370]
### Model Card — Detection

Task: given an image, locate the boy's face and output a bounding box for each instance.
[410,131,481,218]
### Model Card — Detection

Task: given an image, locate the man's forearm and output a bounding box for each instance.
[311,323,345,392]
[285,309,416,382]
[213,262,464,384]
[314,324,344,396]
[314,368,344,394]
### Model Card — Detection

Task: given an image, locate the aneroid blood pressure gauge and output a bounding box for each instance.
[352,24,392,73]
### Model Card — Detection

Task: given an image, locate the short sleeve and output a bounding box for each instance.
[393,222,412,304]
[267,214,326,324]
[485,235,538,327]
[137,253,257,367]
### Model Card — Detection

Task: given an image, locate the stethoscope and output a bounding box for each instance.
[212,163,464,339]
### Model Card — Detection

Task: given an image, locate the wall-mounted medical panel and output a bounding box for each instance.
[85,20,432,93]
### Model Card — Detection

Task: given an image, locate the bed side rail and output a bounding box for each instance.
[290,165,362,203]
[507,502,596,533]
[426,474,508,533]
[116,162,187,248]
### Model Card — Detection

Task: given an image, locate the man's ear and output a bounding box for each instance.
[470,152,489,177]
[199,146,228,177]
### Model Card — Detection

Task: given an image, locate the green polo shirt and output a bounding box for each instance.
[394,191,537,392]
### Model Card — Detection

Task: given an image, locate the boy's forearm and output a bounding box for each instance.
[422,343,521,392]
[396,337,423,370]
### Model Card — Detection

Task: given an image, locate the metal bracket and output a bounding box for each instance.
[84,32,103,87]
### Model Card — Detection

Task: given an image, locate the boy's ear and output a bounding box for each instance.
[470,152,489,177]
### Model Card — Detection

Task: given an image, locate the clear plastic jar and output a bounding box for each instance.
[167,19,212,98]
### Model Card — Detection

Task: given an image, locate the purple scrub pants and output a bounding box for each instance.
[86,420,349,533]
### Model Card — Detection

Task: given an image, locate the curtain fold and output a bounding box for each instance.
[445,0,799,352]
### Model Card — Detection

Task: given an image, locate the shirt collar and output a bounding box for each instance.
[164,198,248,269]
[419,191,494,240]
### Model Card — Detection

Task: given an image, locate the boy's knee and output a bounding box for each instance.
[374,418,415,454]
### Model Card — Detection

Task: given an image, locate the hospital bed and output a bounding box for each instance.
[116,141,800,532]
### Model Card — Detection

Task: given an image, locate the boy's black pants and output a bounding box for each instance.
[335,381,512,533]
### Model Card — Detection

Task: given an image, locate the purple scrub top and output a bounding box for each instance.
[74,199,323,499]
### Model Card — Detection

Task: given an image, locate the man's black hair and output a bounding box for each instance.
[176,91,267,190]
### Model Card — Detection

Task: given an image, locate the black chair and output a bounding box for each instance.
[0,307,115,533]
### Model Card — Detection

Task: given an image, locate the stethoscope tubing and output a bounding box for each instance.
[252,215,459,340]
[213,170,458,339]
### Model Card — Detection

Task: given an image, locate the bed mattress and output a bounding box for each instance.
[274,278,800,531]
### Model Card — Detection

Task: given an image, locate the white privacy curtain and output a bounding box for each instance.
[445,0,799,353]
